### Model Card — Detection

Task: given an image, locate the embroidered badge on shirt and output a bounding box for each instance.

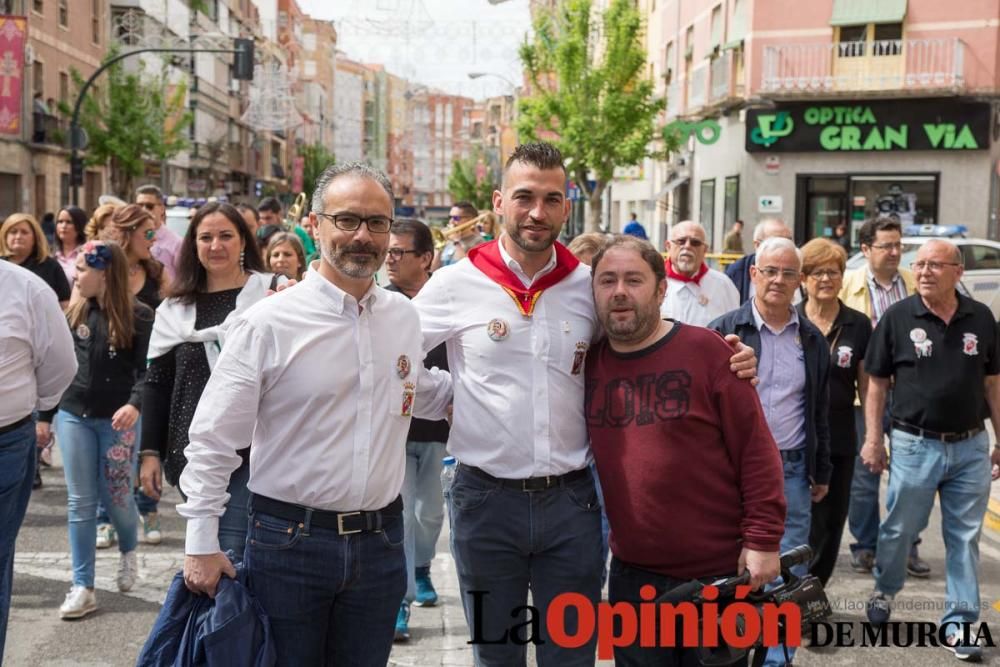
[911,328,932,358]
[836,345,853,369]
[75,324,90,340]
[571,342,588,376]
[963,333,979,356]
[400,382,415,417]
[487,318,510,341]
[396,354,411,379]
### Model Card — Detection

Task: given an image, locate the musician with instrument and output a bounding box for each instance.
[431,201,486,271]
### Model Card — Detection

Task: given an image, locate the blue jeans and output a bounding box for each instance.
[57,411,139,586]
[590,461,611,587]
[96,415,157,524]
[848,406,923,557]
[873,429,991,625]
[0,418,36,661]
[448,465,603,667]
[244,504,406,665]
[402,439,447,602]
[763,451,811,667]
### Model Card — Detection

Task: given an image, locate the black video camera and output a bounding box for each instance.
[657,545,832,666]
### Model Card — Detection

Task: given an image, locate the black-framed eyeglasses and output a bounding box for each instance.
[386,248,421,260]
[316,212,393,234]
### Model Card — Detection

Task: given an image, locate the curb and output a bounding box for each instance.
[987,497,1000,535]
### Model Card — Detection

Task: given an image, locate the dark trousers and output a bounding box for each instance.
[448,465,603,666]
[608,558,750,667]
[809,453,855,586]
[244,506,406,665]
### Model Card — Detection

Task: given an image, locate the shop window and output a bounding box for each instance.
[849,175,938,227]
[723,176,739,228]
[699,178,716,248]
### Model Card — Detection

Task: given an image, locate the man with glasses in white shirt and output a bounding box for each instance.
[661,220,739,326]
[178,163,451,665]
[413,143,755,666]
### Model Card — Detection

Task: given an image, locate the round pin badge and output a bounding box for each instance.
[76,324,91,340]
[487,318,510,342]
[909,328,927,343]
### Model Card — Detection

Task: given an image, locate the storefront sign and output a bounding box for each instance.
[665,119,722,146]
[746,99,990,153]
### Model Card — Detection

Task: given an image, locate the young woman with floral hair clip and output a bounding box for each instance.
[37,240,154,620]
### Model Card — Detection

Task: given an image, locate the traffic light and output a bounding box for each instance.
[233,38,254,81]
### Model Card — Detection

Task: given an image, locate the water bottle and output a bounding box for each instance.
[440,456,457,496]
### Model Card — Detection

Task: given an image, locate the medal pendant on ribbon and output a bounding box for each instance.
[400,382,415,417]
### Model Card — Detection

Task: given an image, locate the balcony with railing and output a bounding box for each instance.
[665,81,681,120]
[687,62,709,111]
[761,37,965,95]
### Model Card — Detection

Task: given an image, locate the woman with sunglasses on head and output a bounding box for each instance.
[139,202,279,557]
[53,206,89,285]
[35,241,153,619]
[797,238,871,587]
[99,204,166,311]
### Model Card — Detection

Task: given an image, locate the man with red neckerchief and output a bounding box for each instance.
[412,143,757,666]
[661,220,739,327]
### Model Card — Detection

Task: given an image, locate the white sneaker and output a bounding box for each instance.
[59,586,97,619]
[95,524,115,549]
[117,550,138,592]
[140,512,162,545]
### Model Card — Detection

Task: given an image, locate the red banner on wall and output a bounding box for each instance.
[0,16,25,136]
[292,156,304,193]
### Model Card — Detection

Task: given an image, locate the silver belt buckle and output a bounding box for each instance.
[337,511,362,535]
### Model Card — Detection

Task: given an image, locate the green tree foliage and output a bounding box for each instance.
[299,142,336,200]
[448,147,497,210]
[518,0,672,232]
[64,49,191,200]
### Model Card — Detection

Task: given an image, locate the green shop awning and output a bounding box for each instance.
[830,0,906,26]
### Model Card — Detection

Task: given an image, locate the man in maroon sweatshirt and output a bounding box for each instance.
[585,235,786,666]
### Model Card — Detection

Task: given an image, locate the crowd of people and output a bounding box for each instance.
[1,141,999,666]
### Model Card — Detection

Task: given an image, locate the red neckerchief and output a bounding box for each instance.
[468,239,579,317]
[665,259,709,285]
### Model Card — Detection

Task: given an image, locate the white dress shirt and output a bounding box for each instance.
[0,260,76,426]
[660,267,740,327]
[412,239,598,478]
[178,267,450,555]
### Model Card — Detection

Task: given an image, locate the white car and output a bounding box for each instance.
[846,236,1000,320]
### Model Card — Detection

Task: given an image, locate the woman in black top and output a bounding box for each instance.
[38,241,152,619]
[99,204,165,310]
[53,206,88,286]
[797,238,871,586]
[140,202,274,556]
[1,212,71,307]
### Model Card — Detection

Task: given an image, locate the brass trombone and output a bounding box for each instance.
[431,212,492,250]
[285,192,308,230]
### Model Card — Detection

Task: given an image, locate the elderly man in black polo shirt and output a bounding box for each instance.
[861,239,1000,661]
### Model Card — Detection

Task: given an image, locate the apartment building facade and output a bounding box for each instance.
[618,0,1000,250]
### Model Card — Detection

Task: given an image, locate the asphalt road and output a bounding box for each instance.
[7,455,1000,666]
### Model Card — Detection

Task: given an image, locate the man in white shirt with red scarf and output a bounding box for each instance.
[660,220,739,327]
[413,143,756,666]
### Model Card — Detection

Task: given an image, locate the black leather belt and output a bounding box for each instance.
[780,448,804,463]
[892,420,984,444]
[0,414,32,436]
[250,494,402,535]
[460,464,590,492]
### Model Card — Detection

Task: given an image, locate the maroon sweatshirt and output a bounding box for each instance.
[585,322,786,579]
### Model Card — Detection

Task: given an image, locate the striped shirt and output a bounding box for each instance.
[866,268,909,328]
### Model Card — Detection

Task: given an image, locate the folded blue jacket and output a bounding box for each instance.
[136,561,275,667]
